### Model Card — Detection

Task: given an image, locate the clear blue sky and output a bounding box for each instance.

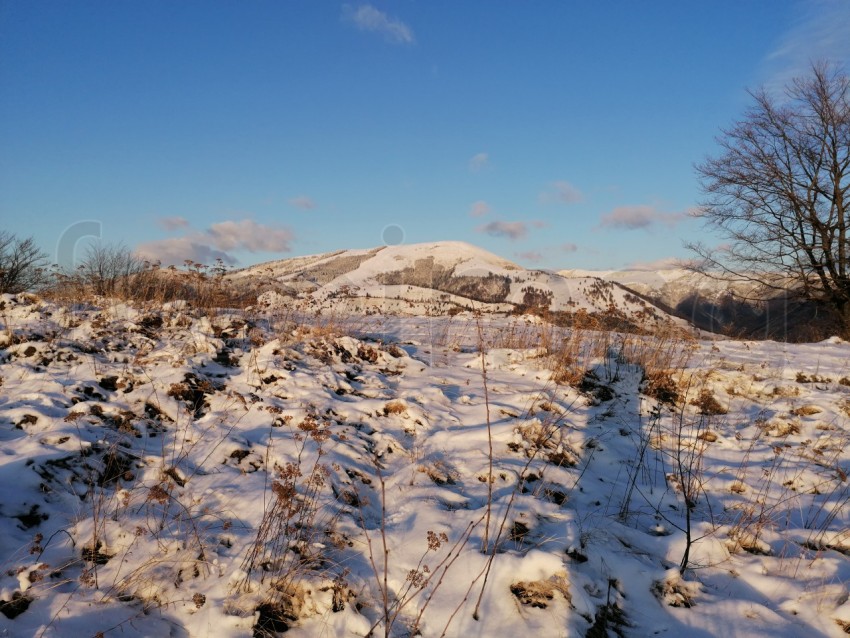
[2,1,849,271]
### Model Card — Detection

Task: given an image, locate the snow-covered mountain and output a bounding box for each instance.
[557,268,746,309]
[557,268,833,339]
[229,241,684,330]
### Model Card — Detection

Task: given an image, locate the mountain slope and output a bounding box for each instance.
[559,268,841,339]
[230,241,684,329]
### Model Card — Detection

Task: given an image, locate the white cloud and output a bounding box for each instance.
[136,237,236,267]
[476,220,529,241]
[342,4,415,44]
[598,205,689,231]
[469,200,491,217]
[289,195,316,211]
[137,219,294,266]
[469,152,489,172]
[763,0,850,94]
[206,220,295,253]
[156,216,190,232]
[540,180,584,205]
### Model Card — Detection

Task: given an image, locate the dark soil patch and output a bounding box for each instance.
[509,521,531,543]
[82,540,113,565]
[14,504,48,529]
[253,599,298,637]
[0,592,31,619]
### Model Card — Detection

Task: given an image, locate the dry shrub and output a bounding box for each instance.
[690,389,727,416]
[642,370,681,405]
[757,418,801,437]
[510,573,570,609]
[233,415,333,627]
[771,384,801,398]
[421,460,459,486]
[652,570,700,608]
[725,529,772,556]
[508,420,580,468]
[382,400,407,416]
[730,481,747,494]
[621,328,694,405]
[790,404,822,417]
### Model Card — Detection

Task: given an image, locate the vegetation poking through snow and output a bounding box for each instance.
[0,290,849,637]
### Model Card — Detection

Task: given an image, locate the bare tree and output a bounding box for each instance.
[0,231,49,294]
[78,242,144,297]
[690,62,850,334]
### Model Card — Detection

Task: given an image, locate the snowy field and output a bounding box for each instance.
[2,292,850,637]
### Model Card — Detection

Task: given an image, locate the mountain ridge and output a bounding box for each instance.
[228,241,687,331]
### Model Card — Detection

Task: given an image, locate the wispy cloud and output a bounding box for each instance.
[476,220,529,241]
[561,242,578,253]
[137,219,294,266]
[539,180,584,205]
[765,0,850,93]
[156,216,190,232]
[342,4,415,45]
[469,200,491,217]
[625,256,687,271]
[762,0,850,94]
[469,152,489,172]
[598,205,690,231]
[289,195,316,211]
[515,250,543,263]
[205,220,294,252]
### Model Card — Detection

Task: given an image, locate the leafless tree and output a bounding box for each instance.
[0,231,49,293]
[78,242,144,296]
[690,62,850,334]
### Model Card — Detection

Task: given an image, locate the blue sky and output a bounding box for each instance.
[2,1,849,271]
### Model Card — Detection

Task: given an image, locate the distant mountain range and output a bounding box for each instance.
[228,241,687,331]
[227,241,836,340]
[559,267,838,340]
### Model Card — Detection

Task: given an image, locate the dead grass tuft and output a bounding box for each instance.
[510,573,570,609]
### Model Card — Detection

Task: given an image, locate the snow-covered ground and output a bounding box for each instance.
[2,292,850,637]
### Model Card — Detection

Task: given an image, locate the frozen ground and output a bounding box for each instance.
[1,293,850,637]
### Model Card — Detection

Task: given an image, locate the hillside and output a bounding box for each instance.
[230,242,683,331]
[558,268,750,309]
[558,268,840,340]
[2,293,850,636]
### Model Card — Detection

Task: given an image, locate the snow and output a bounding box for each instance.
[229,241,689,328]
[1,291,850,637]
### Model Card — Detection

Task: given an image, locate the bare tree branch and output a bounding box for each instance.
[692,61,850,333]
[0,231,49,294]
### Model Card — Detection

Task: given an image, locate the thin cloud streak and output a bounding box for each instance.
[342,4,415,45]
[540,180,584,205]
[625,256,686,271]
[598,205,690,231]
[469,200,491,217]
[762,0,850,95]
[476,220,530,241]
[515,251,543,263]
[469,152,489,172]
[289,195,316,211]
[156,216,190,232]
